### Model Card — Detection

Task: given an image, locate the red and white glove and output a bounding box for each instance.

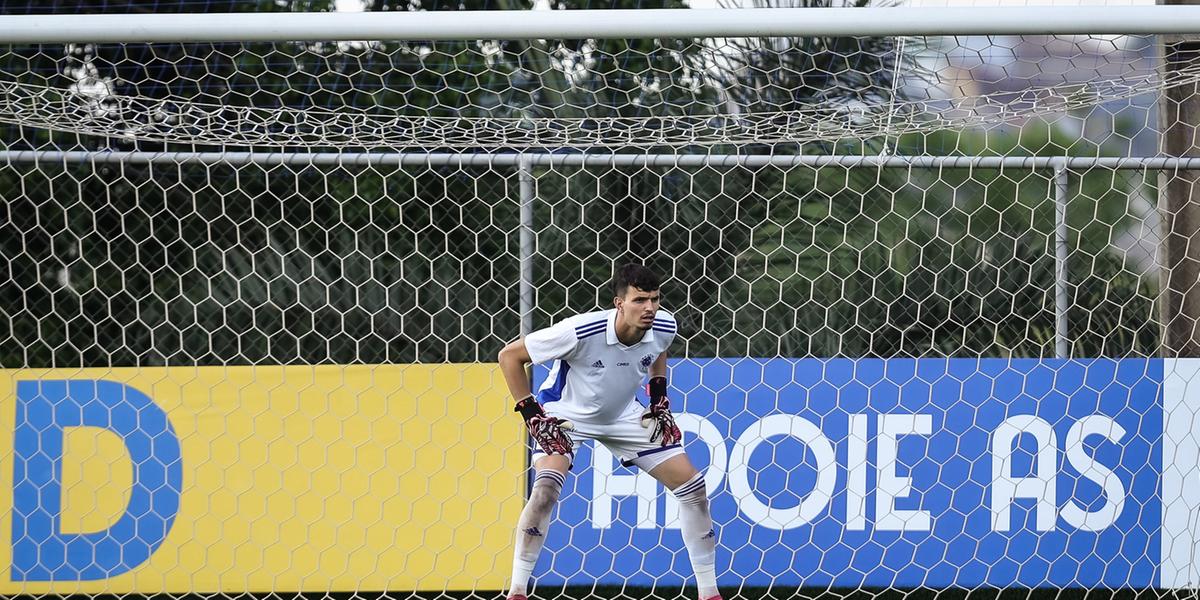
[515,395,574,456]
[641,376,682,446]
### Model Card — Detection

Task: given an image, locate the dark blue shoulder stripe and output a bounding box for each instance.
[574,320,606,332]
[577,329,607,340]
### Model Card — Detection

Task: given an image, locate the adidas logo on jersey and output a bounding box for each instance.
[591,360,605,368]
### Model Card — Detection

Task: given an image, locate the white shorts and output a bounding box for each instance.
[531,402,685,472]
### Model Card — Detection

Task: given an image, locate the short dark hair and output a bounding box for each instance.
[613,263,662,298]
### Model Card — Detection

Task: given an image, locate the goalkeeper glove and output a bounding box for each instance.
[641,376,682,446]
[515,395,575,457]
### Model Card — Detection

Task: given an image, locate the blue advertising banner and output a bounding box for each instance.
[533,358,1170,588]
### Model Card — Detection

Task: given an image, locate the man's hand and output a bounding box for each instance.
[641,376,682,446]
[515,396,574,456]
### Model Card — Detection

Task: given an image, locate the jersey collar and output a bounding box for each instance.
[606,309,655,346]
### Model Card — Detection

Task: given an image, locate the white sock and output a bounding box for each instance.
[673,472,719,598]
[508,469,565,596]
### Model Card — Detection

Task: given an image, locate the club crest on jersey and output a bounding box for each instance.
[641,355,654,367]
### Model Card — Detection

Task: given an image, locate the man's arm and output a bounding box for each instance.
[650,351,668,379]
[498,337,574,457]
[497,338,535,401]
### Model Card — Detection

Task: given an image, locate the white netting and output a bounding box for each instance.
[1,4,1198,600]
[0,40,1191,148]
[0,29,1179,149]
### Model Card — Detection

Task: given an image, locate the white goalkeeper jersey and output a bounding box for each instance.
[524,308,677,425]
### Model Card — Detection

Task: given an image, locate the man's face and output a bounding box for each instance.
[615,286,661,330]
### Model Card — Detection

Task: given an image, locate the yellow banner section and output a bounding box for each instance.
[0,364,525,593]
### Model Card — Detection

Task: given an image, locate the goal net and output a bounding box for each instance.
[0,3,1197,598]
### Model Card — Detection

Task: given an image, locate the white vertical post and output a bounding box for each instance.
[518,155,537,483]
[1054,159,1070,359]
[519,154,535,337]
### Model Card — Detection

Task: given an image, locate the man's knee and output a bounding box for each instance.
[525,469,566,516]
[528,482,561,513]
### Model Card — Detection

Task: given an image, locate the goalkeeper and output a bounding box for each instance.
[497,263,720,600]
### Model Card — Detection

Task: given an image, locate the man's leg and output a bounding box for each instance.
[508,453,571,599]
[649,454,720,600]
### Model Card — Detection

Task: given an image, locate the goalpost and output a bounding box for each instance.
[1,5,1199,597]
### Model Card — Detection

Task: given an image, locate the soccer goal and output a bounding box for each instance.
[1,4,1199,599]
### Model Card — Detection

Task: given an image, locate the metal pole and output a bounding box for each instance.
[1159,1,1200,358]
[1054,159,1070,359]
[517,154,537,482]
[4,6,1200,43]
[518,154,535,337]
[9,150,1200,170]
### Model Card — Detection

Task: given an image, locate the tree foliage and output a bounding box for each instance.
[0,0,1158,367]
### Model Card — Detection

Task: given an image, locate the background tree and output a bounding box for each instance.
[0,0,1158,368]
